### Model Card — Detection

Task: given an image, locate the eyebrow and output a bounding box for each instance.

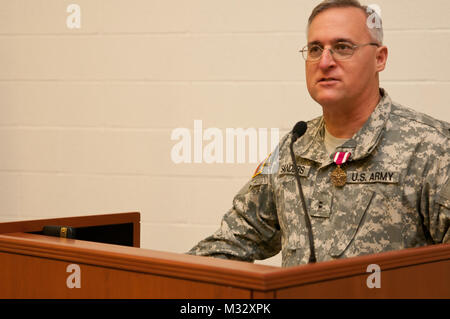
[308,38,355,46]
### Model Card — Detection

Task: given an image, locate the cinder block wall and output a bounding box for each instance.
[0,0,449,266]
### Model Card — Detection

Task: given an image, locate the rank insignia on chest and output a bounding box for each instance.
[331,151,351,187]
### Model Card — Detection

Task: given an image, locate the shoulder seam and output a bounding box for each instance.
[390,103,450,139]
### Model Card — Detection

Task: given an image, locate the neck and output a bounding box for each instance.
[322,88,381,138]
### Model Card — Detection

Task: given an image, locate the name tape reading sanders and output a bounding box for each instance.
[279,164,311,177]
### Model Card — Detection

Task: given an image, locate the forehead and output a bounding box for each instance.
[307,7,371,44]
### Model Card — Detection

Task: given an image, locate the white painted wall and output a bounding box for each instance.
[0,0,449,266]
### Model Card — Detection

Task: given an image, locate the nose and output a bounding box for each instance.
[318,48,336,70]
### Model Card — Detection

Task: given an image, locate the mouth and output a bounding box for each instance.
[317,77,340,83]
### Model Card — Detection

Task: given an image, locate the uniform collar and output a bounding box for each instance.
[295,88,391,165]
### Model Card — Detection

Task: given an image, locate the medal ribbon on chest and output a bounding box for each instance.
[330,151,351,187]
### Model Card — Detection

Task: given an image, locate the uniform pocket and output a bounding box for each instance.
[276,176,308,249]
[437,178,450,209]
[328,189,376,257]
[245,175,269,193]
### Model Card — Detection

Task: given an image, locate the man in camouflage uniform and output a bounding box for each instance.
[187,0,450,267]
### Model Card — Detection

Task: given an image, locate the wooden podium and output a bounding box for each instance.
[0,212,448,299]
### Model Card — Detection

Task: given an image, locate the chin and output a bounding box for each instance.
[312,90,345,106]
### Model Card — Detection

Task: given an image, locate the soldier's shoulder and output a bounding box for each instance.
[390,101,450,139]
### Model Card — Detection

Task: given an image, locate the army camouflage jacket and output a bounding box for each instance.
[188,89,450,267]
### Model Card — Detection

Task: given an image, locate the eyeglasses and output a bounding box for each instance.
[300,42,380,61]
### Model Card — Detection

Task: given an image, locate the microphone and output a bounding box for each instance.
[292,121,308,141]
[42,225,76,239]
[289,121,317,263]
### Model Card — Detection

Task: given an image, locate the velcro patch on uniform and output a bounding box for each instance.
[346,171,399,184]
[278,164,311,177]
[250,175,268,186]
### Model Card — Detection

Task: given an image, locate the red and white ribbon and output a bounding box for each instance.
[333,151,351,165]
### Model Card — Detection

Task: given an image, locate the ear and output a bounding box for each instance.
[375,46,388,72]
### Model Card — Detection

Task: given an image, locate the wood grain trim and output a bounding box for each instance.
[262,243,450,290]
[0,231,448,293]
[0,232,277,291]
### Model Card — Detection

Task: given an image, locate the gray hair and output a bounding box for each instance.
[307,0,383,45]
